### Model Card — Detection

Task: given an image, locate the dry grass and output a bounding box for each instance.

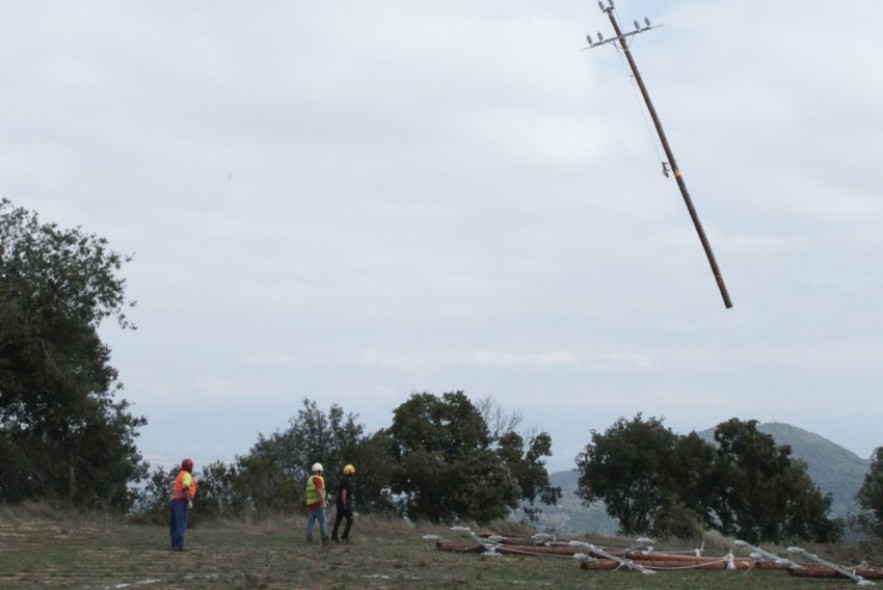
[0,504,867,589]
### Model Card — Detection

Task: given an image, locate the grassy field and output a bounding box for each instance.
[0,504,874,589]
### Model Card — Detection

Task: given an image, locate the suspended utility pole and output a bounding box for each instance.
[587,0,733,309]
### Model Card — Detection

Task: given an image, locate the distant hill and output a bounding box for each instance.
[530,422,870,537]
[527,469,618,536]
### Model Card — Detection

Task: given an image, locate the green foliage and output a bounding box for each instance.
[253,398,370,484]
[575,414,842,543]
[712,418,841,543]
[670,431,717,526]
[0,199,146,510]
[132,395,558,525]
[129,466,173,524]
[133,399,397,520]
[230,437,302,517]
[856,447,883,538]
[194,461,243,518]
[388,392,496,521]
[264,398,394,514]
[340,429,395,514]
[497,430,562,520]
[753,422,867,517]
[389,392,489,462]
[388,392,559,524]
[576,414,684,535]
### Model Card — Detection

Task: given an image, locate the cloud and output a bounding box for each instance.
[4,0,883,470]
[356,350,576,370]
[593,352,658,371]
[240,352,295,367]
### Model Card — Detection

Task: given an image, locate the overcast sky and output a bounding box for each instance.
[3,1,882,473]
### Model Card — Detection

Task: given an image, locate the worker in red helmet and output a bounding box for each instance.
[169,458,197,551]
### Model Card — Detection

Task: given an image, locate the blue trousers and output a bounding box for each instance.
[306,506,328,541]
[169,499,189,549]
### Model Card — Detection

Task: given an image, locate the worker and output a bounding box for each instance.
[305,462,330,545]
[170,458,197,551]
[332,464,355,543]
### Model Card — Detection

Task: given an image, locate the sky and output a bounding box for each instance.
[2,1,882,474]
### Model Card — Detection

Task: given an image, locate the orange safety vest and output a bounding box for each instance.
[171,470,197,500]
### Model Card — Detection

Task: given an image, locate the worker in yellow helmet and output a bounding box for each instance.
[332,464,356,543]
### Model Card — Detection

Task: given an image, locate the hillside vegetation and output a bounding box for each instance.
[753,422,870,517]
[534,422,871,537]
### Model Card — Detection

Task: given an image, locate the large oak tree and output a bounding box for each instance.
[0,199,145,509]
[388,391,559,523]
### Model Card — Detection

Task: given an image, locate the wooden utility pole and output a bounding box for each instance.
[587,0,733,309]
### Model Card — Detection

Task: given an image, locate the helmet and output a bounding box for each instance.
[181,458,194,472]
[343,464,355,476]
[311,462,323,473]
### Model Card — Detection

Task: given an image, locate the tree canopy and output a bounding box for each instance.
[711,418,841,543]
[576,414,842,543]
[575,414,686,535]
[132,394,560,524]
[0,199,145,510]
[856,446,883,538]
[387,391,559,523]
[146,399,396,520]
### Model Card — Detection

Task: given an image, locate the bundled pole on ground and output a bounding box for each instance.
[568,540,657,574]
[734,540,801,569]
[787,546,876,586]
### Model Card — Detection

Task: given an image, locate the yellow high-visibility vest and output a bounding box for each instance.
[305,475,324,506]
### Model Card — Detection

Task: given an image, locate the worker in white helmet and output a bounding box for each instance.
[304,462,330,546]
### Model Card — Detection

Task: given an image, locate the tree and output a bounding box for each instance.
[576,414,685,535]
[666,431,718,535]
[216,399,394,517]
[231,435,302,517]
[495,430,561,521]
[711,418,841,543]
[478,396,561,520]
[387,391,558,524]
[389,392,489,463]
[0,199,145,510]
[576,415,841,542]
[190,460,243,519]
[342,428,395,514]
[855,447,883,538]
[388,392,496,521]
